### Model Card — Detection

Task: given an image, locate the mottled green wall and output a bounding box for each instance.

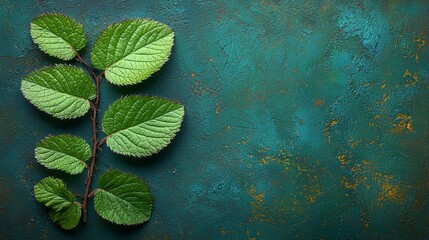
[1,0,429,239]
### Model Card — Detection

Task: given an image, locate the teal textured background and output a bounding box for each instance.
[1,0,429,239]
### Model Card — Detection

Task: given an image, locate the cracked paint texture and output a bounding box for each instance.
[1,0,429,239]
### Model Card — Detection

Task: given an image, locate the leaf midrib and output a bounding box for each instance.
[104,30,173,71]
[106,106,181,137]
[37,184,75,209]
[46,194,74,205]
[97,189,146,211]
[38,146,87,166]
[24,79,94,101]
[32,22,77,51]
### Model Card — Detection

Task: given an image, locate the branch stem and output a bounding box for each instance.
[77,53,106,223]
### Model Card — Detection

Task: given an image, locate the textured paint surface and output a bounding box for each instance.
[1,0,429,239]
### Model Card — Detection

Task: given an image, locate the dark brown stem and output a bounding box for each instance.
[82,72,103,222]
[88,189,98,198]
[98,136,107,148]
[76,53,106,223]
[75,51,97,80]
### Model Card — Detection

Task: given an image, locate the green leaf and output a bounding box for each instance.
[94,170,153,225]
[36,135,91,175]
[102,95,184,157]
[21,64,96,119]
[49,202,81,230]
[30,13,86,60]
[34,177,77,212]
[91,19,174,85]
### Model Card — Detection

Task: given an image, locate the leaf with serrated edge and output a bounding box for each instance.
[36,135,91,175]
[21,64,96,119]
[94,170,153,225]
[34,177,77,212]
[102,95,184,157]
[31,13,86,60]
[49,202,81,230]
[91,19,174,85]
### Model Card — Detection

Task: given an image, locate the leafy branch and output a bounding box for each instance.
[21,13,184,229]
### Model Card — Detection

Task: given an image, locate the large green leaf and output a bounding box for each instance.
[31,13,86,60]
[49,202,81,230]
[90,19,174,85]
[94,170,153,225]
[34,177,77,212]
[21,65,96,119]
[102,95,184,157]
[35,135,91,175]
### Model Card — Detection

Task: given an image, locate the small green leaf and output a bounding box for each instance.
[94,170,153,225]
[34,177,76,212]
[36,135,91,175]
[31,13,86,60]
[49,202,81,230]
[91,19,174,85]
[21,64,96,119]
[102,95,184,157]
